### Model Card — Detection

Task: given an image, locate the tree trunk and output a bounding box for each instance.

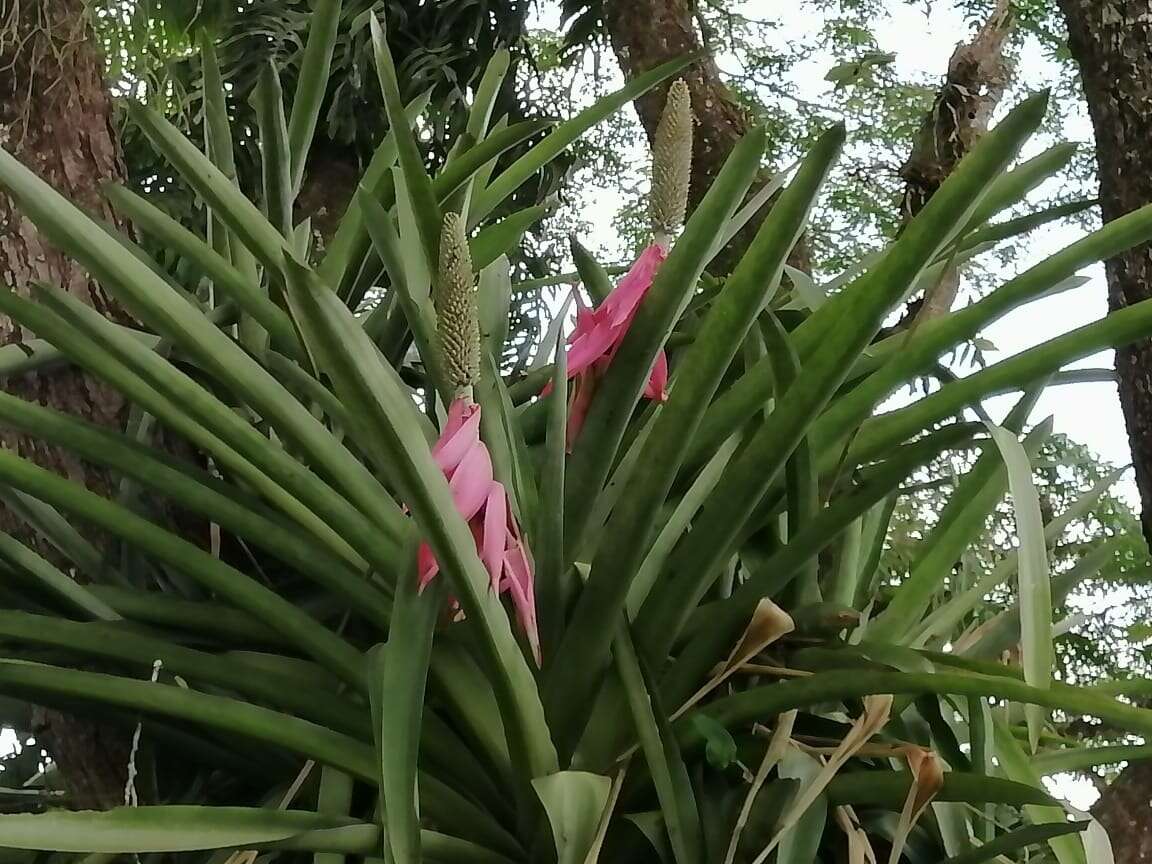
[899,0,1012,325]
[603,0,808,275]
[1057,2,1152,860]
[0,0,134,810]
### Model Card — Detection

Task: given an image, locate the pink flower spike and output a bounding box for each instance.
[413,396,541,663]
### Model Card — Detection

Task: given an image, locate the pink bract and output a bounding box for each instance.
[417,398,540,664]
[545,243,670,448]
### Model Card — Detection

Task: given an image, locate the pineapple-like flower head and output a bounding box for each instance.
[649,78,694,244]
[435,211,481,399]
[422,212,539,664]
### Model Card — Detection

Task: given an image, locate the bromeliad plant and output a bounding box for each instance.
[1,8,1152,864]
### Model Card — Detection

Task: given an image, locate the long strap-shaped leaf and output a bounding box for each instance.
[0,659,373,777]
[684,669,1152,746]
[615,623,703,864]
[0,611,367,738]
[369,12,441,270]
[635,95,1049,666]
[815,197,1152,448]
[286,0,341,194]
[660,423,977,710]
[985,421,1053,752]
[282,260,558,780]
[0,807,516,862]
[0,146,412,550]
[254,61,294,239]
[2,285,401,582]
[868,393,1046,643]
[369,572,446,864]
[103,183,299,352]
[0,387,391,625]
[0,530,119,621]
[854,288,1152,462]
[0,447,365,686]
[319,90,430,295]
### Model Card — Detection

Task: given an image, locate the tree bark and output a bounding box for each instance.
[603,0,808,275]
[1057,1,1152,860]
[885,0,1013,335]
[0,0,134,810]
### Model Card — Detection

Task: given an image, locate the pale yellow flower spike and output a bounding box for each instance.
[650,78,694,244]
[436,211,481,397]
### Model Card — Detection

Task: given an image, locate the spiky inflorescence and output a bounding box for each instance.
[435,212,480,395]
[649,79,694,240]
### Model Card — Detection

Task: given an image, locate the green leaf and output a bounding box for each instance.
[662,423,976,708]
[254,60,293,240]
[460,51,512,220]
[471,55,692,224]
[942,823,1089,864]
[824,772,1059,809]
[0,660,375,779]
[961,143,1078,235]
[318,91,430,295]
[626,433,741,617]
[825,51,896,86]
[868,394,1047,643]
[128,101,287,272]
[314,767,355,864]
[23,283,406,577]
[476,351,539,532]
[689,668,1152,751]
[774,748,827,864]
[817,195,1152,452]
[645,98,1048,669]
[536,328,570,658]
[357,182,450,404]
[1032,744,1152,775]
[691,95,1047,471]
[287,0,341,194]
[478,255,513,361]
[0,531,119,621]
[102,183,298,352]
[0,611,367,737]
[614,624,702,864]
[993,715,1087,864]
[853,268,1152,463]
[0,807,363,853]
[369,570,444,864]
[471,206,547,271]
[0,486,114,586]
[570,235,614,305]
[88,585,285,646]
[985,422,1053,752]
[0,442,366,684]
[369,12,440,269]
[532,771,613,864]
